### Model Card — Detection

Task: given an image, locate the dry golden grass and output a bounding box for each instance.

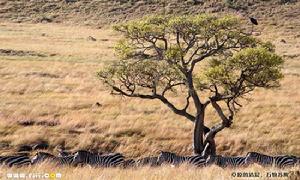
[0,163,299,180]
[1,21,299,157]
[0,12,299,179]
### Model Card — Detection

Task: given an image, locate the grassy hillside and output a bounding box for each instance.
[0,0,299,26]
[0,0,299,179]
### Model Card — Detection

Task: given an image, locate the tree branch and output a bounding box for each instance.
[202,99,233,155]
[111,85,196,122]
[156,95,196,122]
[110,84,211,133]
[210,99,232,128]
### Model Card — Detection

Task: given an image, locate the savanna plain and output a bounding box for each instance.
[0,1,300,179]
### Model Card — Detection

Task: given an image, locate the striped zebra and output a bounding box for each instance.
[56,148,73,157]
[58,150,71,157]
[55,145,77,157]
[7,155,31,167]
[123,159,136,168]
[0,154,31,167]
[158,151,207,167]
[17,145,32,152]
[136,156,161,167]
[72,150,124,167]
[189,155,207,167]
[206,155,247,168]
[0,156,14,164]
[31,152,74,165]
[245,152,297,168]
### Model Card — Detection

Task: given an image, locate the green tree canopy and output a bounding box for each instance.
[98,14,283,155]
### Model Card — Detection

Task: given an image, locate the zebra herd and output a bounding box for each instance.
[1,148,299,169]
[159,151,299,169]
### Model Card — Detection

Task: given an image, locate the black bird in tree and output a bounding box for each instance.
[249,17,258,25]
[249,17,258,33]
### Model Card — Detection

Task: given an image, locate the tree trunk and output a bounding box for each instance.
[193,108,205,154]
[209,138,216,155]
[201,139,216,157]
[204,137,216,156]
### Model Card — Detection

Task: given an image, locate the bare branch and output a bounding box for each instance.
[156,95,196,122]
[202,98,234,151]
[210,99,232,127]
[183,92,192,112]
[111,85,196,122]
[162,82,185,96]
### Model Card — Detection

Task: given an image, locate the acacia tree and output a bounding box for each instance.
[98,15,283,155]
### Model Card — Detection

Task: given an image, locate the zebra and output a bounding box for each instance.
[6,155,31,167]
[31,152,55,164]
[136,156,161,167]
[245,152,297,168]
[0,155,14,164]
[158,151,207,167]
[158,151,187,165]
[58,150,72,157]
[0,154,31,167]
[189,155,207,167]
[206,155,248,168]
[17,145,32,152]
[31,152,74,165]
[123,158,136,168]
[55,145,76,157]
[72,150,124,167]
[32,142,48,150]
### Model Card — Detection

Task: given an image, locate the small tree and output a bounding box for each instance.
[98,14,283,155]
